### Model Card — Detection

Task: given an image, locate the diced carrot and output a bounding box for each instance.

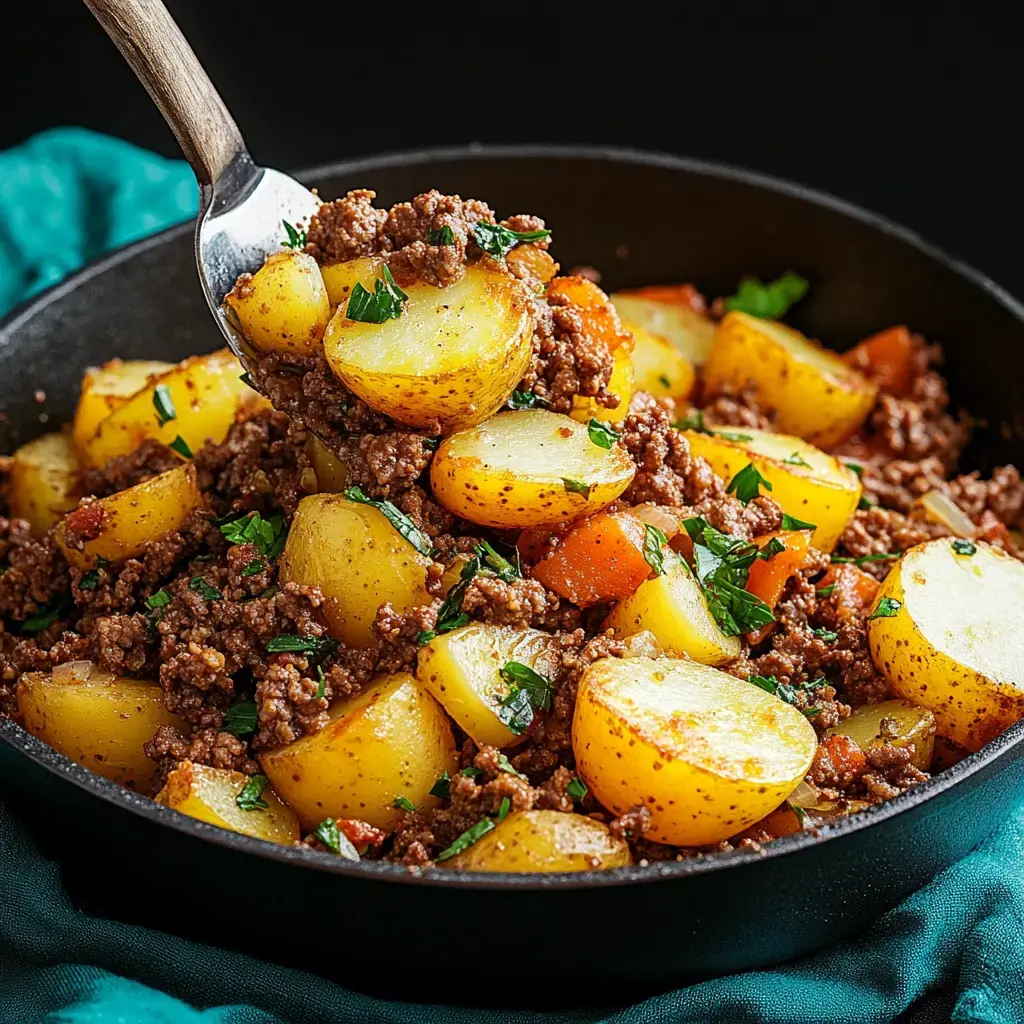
[617,283,708,316]
[546,276,632,352]
[530,511,652,606]
[817,563,879,619]
[843,325,916,397]
[813,734,868,785]
[744,531,814,645]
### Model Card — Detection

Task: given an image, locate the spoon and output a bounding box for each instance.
[83,0,322,372]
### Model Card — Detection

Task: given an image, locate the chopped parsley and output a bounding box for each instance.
[79,569,101,591]
[781,512,817,532]
[429,771,452,799]
[500,662,554,711]
[313,818,359,859]
[460,766,482,780]
[508,390,547,410]
[844,462,865,478]
[235,774,269,812]
[315,665,326,700]
[784,452,811,468]
[188,576,222,601]
[393,795,417,812]
[869,596,902,620]
[643,523,668,576]
[146,589,171,611]
[759,536,787,559]
[561,477,592,499]
[811,627,838,643]
[657,374,672,389]
[19,592,73,634]
[952,539,977,556]
[266,634,339,659]
[477,539,520,582]
[343,487,431,557]
[427,226,456,246]
[416,630,437,646]
[497,796,511,822]
[471,222,551,260]
[567,777,587,802]
[673,410,753,442]
[747,673,825,715]
[495,752,526,779]
[858,496,875,511]
[587,419,620,450]
[219,511,288,559]
[168,435,192,459]
[346,264,408,323]
[436,818,496,862]
[723,272,809,319]
[281,220,307,249]
[223,700,257,737]
[816,584,836,598]
[153,384,176,427]
[497,687,535,735]
[789,802,809,827]
[435,553,483,634]
[727,463,773,504]
[240,560,265,577]
[830,552,897,566]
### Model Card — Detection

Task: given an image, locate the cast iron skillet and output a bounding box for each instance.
[2,146,1024,1004]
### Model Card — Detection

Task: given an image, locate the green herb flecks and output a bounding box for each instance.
[477,539,521,582]
[727,463,773,504]
[561,477,592,499]
[435,552,483,634]
[869,596,902,620]
[567,777,587,802]
[343,486,432,556]
[759,536,787,559]
[495,752,527,780]
[236,774,270,812]
[436,818,496,862]
[816,584,836,598]
[266,634,339,659]
[858,496,875,510]
[393,795,417,812]
[430,771,452,799]
[508,390,548,410]
[500,662,554,712]
[281,220,307,249]
[19,592,73,634]
[657,374,672,389]
[831,552,897,566]
[844,462,865,478]
[168,435,192,459]
[313,818,359,859]
[223,701,258,737]
[497,796,511,822]
[315,665,326,700]
[811,627,838,642]
[643,523,668,576]
[952,539,977,556]
[416,630,437,646]
[153,384,176,427]
[240,560,265,577]
[79,569,101,591]
[587,419,620,450]
[427,226,456,246]
[747,674,825,715]
[219,511,288,559]
[673,409,753,442]
[345,264,408,324]
[784,452,811,468]
[472,222,551,260]
[188,576,222,601]
[781,512,817,532]
[724,272,809,319]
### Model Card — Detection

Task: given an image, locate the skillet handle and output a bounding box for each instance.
[82,0,246,185]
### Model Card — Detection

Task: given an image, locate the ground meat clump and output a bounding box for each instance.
[145,725,259,785]
[0,517,68,622]
[77,439,182,498]
[461,575,580,632]
[861,742,929,800]
[699,383,776,430]
[838,506,951,578]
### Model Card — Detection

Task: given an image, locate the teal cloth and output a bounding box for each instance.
[1,128,1023,1024]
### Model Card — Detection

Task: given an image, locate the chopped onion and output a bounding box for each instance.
[917,489,977,538]
[787,779,825,810]
[52,660,94,685]
[620,630,664,660]
[631,504,682,540]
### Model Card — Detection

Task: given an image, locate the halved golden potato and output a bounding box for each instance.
[323,263,533,432]
[573,656,817,845]
[73,359,173,453]
[603,554,740,665]
[7,432,79,536]
[431,410,635,529]
[417,624,560,748]
[306,436,348,493]
[55,464,205,569]
[17,661,185,793]
[318,254,385,309]
[626,322,696,401]
[155,761,300,845]
[826,699,936,772]
[704,312,878,448]
[443,810,632,872]
[682,426,862,552]
[570,337,635,425]
[225,250,330,357]
[259,672,456,831]
[867,539,1024,751]
[81,349,253,468]
[279,493,433,648]
[611,289,717,365]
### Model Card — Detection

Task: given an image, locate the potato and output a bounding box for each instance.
[626,322,696,401]
[259,672,456,831]
[318,254,384,309]
[73,359,174,453]
[681,426,861,552]
[704,312,877,448]
[573,656,817,845]
[55,464,206,569]
[155,761,299,845]
[323,264,533,432]
[306,436,348,492]
[7,432,79,535]
[279,493,433,648]
[570,338,635,425]
[443,810,632,872]
[417,624,561,748]
[611,287,717,365]
[603,553,741,666]
[17,661,184,793]
[82,349,253,468]
[430,410,635,529]
[826,699,935,772]
[867,539,1024,751]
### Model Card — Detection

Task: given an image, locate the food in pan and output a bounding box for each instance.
[3,189,1023,873]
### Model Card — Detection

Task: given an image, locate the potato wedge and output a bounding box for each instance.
[443,810,632,872]
[73,359,173,453]
[17,661,184,793]
[279,493,433,648]
[225,250,330,357]
[867,539,1024,751]
[318,254,384,309]
[430,410,635,529]
[681,426,862,552]
[603,553,741,665]
[417,624,561,748]
[306,436,348,493]
[259,672,456,831]
[155,761,300,845]
[627,322,696,401]
[611,287,717,365]
[704,312,877,448]
[55,464,205,569]
[7,432,79,536]
[570,338,635,425]
[82,349,253,468]
[323,264,533,432]
[826,699,935,772]
[573,656,817,845]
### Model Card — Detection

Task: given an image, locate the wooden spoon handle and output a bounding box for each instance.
[82,0,246,184]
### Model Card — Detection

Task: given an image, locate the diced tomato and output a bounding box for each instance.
[843,325,916,397]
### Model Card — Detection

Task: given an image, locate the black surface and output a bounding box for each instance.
[2,148,1024,1002]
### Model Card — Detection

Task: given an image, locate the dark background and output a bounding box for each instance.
[3,2,1020,294]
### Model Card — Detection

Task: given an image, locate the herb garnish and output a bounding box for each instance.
[345,264,408,324]
[497,796,511,822]
[429,771,452,799]
[952,539,977,556]
[153,384,176,427]
[789,803,809,827]
[188,576,222,601]
[434,553,482,634]
[495,752,526,779]
[393,795,417,812]
[313,818,359,859]
[315,665,326,700]
[587,419,620,450]
[811,627,838,643]
[759,536,786,559]
[781,512,817,532]
[508,390,547,410]
[844,462,865,478]
[416,630,437,646]
[673,410,753,442]
[643,523,668,576]
[461,766,482,780]
[784,452,811,468]
[281,220,307,249]
[830,552,897,566]
[727,463,773,504]
[219,511,288,558]
[79,569,101,591]
[19,592,73,634]
[816,584,836,598]
[869,597,902,620]
[240,560,265,577]
[567,777,587,802]
[858,496,875,511]
[471,222,551,260]
[724,272,809,319]
[477,539,521,582]
[436,818,496,862]
[497,662,553,736]
[169,435,192,459]
[747,674,825,716]
[561,477,592,499]
[236,774,270,812]
[223,700,258,737]
[266,634,339,659]
[657,374,672,389]
[146,589,171,611]
[427,226,456,246]
[343,486,432,556]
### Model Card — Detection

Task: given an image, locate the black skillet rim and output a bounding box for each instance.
[2,142,1023,892]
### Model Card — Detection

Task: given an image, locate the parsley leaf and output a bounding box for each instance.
[153,384,176,427]
[952,539,977,556]
[747,673,823,714]
[643,523,668,576]
[830,552,897,566]
[471,222,551,260]
[313,818,359,860]
[816,584,836,598]
[346,264,408,323]
[427,226,456,246]
[784,452,811,468]
[508,390,547,410]
[461,766,482,780]
[266,634,339,659]
[429,771,452,799]
[146,589,171,610]
[500,662,553,711]
[759,536,787,559]
[223,700,257,737]
[436,818,496,861]
[236,774,270,811]
[811,627,838,642]
[497,686,535,735]
[561,477,592,499]
[567,777,587,802]
[858,495,875,510]
[673,410,753,442]
[393,795,417,812]
[315,664,326,700]
[416,630,437,646]
[219,511,288,559]
[844,461,865,478]
[657,374,672,389]
[435,552,482,634]
[495,752,527,779]
[781,512,817,532]
[724,272,809,319]
[497,796,511,822]
[19,592,73,634]
[281,220,307,249]
[587,419,620,450]
[188,576,222,601]
[343,487,431,556]
[79,569,101,591]
[477,539,520,582]
[869,596,902,620]
[168,435,192,459]
[240,560,265,577]
[727,463,773,504]
[747,674,780,694]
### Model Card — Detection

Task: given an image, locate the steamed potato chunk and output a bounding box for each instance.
[17,661,184,793]
[611,287,717,365]
[826,699,936,772]
[226,250,330,357]
[259,672,456,831]
[573,656,817,845]
[682,426,862,552]
[279,493,433,648]
[306,436,348,492]
[418,624,561,748]
[323,263,533,432]
[73,359,173,452]
[443,810,632,872]
[8,432,79,535]
[603,554,741,665]
[155,761,300,845]
[55,464,205,569]
[704,312,877,448]
[81,349,254,467]
[627,322,696,401]
[867,539,1024,751]
[431,410,635,529]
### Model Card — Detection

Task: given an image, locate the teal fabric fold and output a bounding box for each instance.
[1,128,1023,1024]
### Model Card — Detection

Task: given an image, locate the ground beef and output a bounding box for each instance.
[608,805,652,841]
[862,742,929,801]
[337,432,433,501]
[946,465,1024,528]
[77,439,181,498]
[145,724,259,785]
[0,517,68,622]
[699,383,776,430]
[851,454,948,513]
[461,575,580,632]
[838,506,951,577]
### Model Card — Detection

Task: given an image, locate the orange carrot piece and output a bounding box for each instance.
[843,325,916,396]
[616,283,707,316]
[745,531,813,609]
[546,276,632,352]
[817,563,879,619]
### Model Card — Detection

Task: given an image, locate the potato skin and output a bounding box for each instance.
[573,656,817,845]
[704,312,877,448]
[867,539,1024,751]
[73,359,173,453]
[443,810,633,872]
[17,661,185,793]
[279,493,433,648]
[626,322,696,401]
[8,432,79,536]
[259,672,457,831]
